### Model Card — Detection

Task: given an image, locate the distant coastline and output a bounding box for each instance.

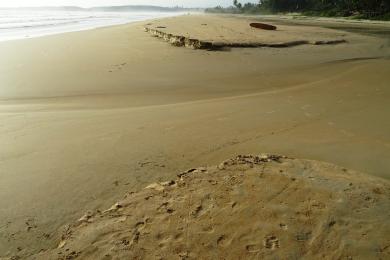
[0,5,204,12]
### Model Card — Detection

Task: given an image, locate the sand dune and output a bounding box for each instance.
[32,155,390,259]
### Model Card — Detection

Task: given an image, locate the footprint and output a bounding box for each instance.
[295,231,311,242]
[108,62,127,73]
[191,205,203,217]
[25,218,37,232]
[217,235,229,247]
[174,233,183,240]
[264,235,279,250]
[202,225,214,233]
[246,244,261,253]
[134,221,145,229]
[279,223,288,230]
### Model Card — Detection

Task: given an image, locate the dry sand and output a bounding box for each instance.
[0,14,390,258]
[32,155,390,259]
[144,15,348,48]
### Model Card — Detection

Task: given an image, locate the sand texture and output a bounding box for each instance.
[1,14,390,258]
[32,155,390,259]
[144,15,348,49]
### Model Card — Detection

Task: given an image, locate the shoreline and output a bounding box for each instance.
[0,11,187,43]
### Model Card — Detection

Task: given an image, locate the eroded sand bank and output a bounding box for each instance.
[143,15,348,49]
[0,14,390,258]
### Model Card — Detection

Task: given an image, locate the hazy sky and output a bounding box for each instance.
[0,0,258,8]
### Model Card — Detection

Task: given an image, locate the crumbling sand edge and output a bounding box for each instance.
[144,27,347,50]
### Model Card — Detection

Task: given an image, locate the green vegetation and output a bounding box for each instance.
[205,0,390,20]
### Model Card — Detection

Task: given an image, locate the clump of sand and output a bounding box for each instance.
[31,155,390,259]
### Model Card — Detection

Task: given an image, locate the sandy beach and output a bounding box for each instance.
[1,14,390,258]
[34,155,390,259]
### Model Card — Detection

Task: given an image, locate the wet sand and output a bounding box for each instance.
[0,14,390,258]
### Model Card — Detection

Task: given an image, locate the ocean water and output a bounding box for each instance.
[0,10,179,42]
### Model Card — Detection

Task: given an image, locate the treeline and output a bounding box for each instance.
[205,1,262,14]
[206,0,390,20]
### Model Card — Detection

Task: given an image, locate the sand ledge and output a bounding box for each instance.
[144,27,347,50]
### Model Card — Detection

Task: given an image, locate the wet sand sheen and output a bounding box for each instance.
[0,14,390,258]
